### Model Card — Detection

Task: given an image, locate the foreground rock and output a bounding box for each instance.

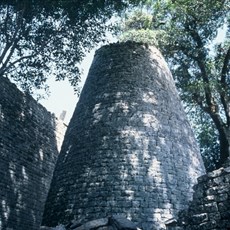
[41,215,141,230]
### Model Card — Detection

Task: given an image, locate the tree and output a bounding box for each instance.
[0,0,143,97]
[119,0,230,168]
[119,10,163,45]
[187,106,221,171]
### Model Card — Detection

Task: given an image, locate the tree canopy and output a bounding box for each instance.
[0,0,143,97]
[1,0,229,169]
[120,0,230,170]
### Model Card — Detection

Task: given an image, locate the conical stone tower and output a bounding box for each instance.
[42,42,205,230]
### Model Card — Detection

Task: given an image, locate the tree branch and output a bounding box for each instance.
[185,23,228,133]
[4,5,10,44]
[219,46,230,126]
[221,46,230,82]
[0,53,36,76]
[0,8,26,76]
[187,25,216,112]
[0,5,12,65]
[0,42,12,66]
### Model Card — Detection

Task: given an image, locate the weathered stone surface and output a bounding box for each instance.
[0,76,66,230]
[69,219,83,229]
[74,218,108,230]
[190,213,208,224]
[40,225,66,230]
[42,42,205,230]
[40,227,53,230]
[168,164,230,230]
[43,216,140,230]
[110,215,137,230]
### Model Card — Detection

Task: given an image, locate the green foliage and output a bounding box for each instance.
[123,10,153,30]
[119,10,165,46]
[198,122,220,172]
[0,0,144,96]
[157,0,230,168]
[121,28,162,45]
[187,106,220,171]
[120,0,230,169]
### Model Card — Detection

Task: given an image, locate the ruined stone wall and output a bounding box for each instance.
[42,42,205,230]
[0,76,66,230]
[168,160,230,230]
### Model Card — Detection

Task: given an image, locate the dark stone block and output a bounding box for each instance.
[110,215,137,230]
[74,218,108,230]
[191,213,208,224]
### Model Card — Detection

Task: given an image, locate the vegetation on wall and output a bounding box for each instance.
[119,10,163,45]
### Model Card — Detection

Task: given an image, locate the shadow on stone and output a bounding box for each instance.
[42,42,205,230]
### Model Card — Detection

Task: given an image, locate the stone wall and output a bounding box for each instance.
[0,76,66,230]
[167,160,230,230]
[42,42,205,230]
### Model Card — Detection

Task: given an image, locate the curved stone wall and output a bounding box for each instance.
[42,42,205,229]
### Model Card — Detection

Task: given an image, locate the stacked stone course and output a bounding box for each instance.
[0,76,66,230]
[42,42,205,230]
[168,160,230,230]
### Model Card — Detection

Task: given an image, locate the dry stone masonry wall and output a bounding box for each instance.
[166,159,230,230]
[42,42,205,230]
[0,77,66,230]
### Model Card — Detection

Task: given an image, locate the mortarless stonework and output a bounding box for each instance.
[0,76,66,230]
[42,42,205,230]
[166,159,230,230]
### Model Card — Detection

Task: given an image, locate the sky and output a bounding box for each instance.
[39,48,95,124]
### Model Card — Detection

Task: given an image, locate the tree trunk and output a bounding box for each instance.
[205,106,230,168]
[217,127,230,168]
